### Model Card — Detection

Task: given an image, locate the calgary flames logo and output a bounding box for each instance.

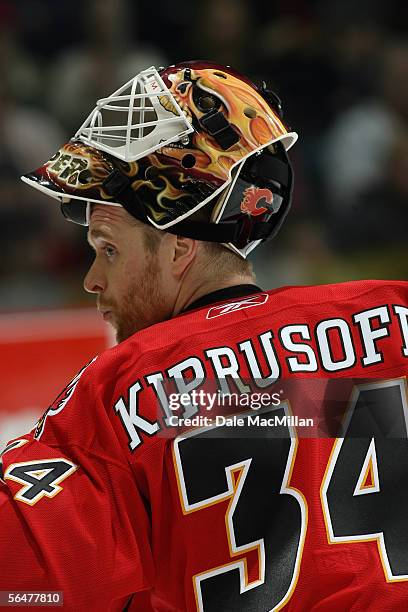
[240,186,274,216]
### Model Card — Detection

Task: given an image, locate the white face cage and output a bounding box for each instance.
[75,66,194,162]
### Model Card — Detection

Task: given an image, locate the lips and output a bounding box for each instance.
[98,305,113,321]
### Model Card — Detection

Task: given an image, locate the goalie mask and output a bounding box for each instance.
[21,60,297,257]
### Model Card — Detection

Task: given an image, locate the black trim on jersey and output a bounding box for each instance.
[181,284,263,314]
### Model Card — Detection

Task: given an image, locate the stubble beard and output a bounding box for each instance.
[114,254,166,343]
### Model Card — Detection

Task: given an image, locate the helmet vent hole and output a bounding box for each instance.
[145,165,160,181]
[199,96,217,111]
[244,107,257,119]
[181,154,196,168]
[214,72,227,79]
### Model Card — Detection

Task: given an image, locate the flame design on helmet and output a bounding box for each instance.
[41,140,140,201]
[22,61,295,232]
[142,63,290,226]
[153,64,287,186]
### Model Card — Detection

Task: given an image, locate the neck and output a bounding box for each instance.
[172,274,257,317]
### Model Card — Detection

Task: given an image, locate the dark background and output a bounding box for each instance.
[1,0,407,310]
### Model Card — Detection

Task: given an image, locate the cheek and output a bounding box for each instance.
[123,257,145,281]
[104,259,135,300]
[119,258,148,298]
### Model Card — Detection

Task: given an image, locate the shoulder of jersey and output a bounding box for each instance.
[90,279,408,378]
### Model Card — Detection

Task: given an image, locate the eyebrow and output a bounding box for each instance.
[87,229,111,246]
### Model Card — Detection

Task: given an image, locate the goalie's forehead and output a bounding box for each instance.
[89,203,128,226]
[88,204,147,239]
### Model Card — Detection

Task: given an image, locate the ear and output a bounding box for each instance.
[169,234,198,279]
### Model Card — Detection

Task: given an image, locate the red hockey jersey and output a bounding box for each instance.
[1,280,408,611]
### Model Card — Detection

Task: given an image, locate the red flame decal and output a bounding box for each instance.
[240,187,274,216]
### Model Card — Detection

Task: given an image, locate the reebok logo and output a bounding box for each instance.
[206,293,269,319]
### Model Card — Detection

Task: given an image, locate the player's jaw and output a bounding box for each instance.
[95,257,167,343]
[93,277,167,344]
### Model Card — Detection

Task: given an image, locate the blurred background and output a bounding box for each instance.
[0,0,407,448]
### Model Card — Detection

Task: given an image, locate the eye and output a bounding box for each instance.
[103,245,116,259]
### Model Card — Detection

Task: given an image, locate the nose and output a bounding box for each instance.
[83,259,106,294]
